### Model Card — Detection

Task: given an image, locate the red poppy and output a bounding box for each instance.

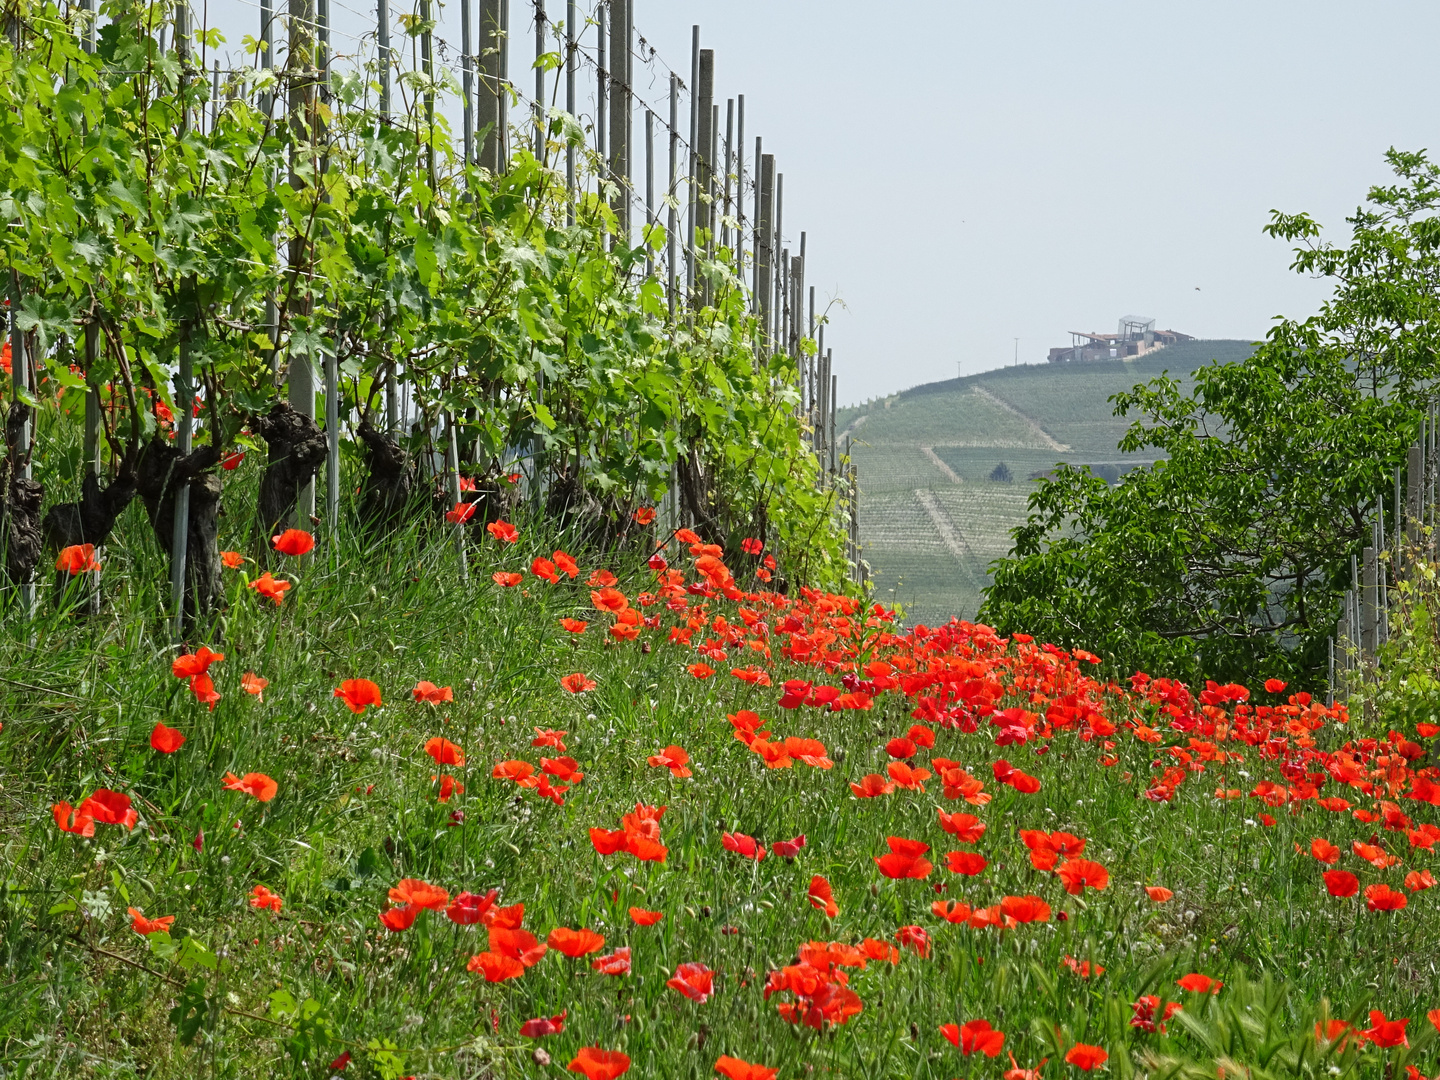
[771,834,806,858]
[808,875,838,917]
[1309,838,1341,864]
[885,737,917,759]
[188,672,220,709]
[932,900,973,924]
[850,773,895,798]
[954,1019,1006,1057]
[56,544,101,574]
[896,924,931,957]
[413,681,454,704]
[1323,869,1359,897]
[468,951,525,982]
[129,907,175,935]
[434,774,465,802]
[887,761,932,791]
[494,760,537,783]
[999,895,1051,923]
[648,552,668,571]
[1131,995,1182,1033]
[1056,858,1109,895]
[221,550,245,569]
[241,672,268,699]
[334,678,383,713]
[648,745,693,778]
[493,571,524,587]
[1364,1011,1410,1048]
[489,926,547,967]
[248,572,291,604]
[946,851,988,876]
[149,722,186,754]
[486,520,519,543]
[1145,886,1173,902]
[1405,869,1436,891]
[567,1047,631,1079]
[541,755,585,784]
[425,736,465,766]
[560,618,588,634]
[876,836,932,879]
[722,831,767,861]
[714,1056,777,1080]
[1175,973,1221,994]
[50,803,94,836]
[588,568,619,587]
[634,507,657,525]
[548,926,606,958]
[629,906,664,926]
[553,550,580,577]
[666,961,716,1002]
[379,905,419,932]
[688,662,715,679]
[1064,1044,1108,1071]
[172,646,225,678]
[1264,678,1287,693]
[1364,883,1408,911]
[937,809,986,842]
[520,1011,567,1038]
[447,890,499,925]
[561,673,596,694]
[532,728,568,750]
[445,501,477,524]
[531,557,559,583]
[1061,955,1104,978]
[591,946,632,975]
[250,885,283,911]
[222,772,278,802]
[271,528,314,556]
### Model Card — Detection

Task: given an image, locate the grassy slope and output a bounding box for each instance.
[2,498,1437,1079]
[841,341,1258,626]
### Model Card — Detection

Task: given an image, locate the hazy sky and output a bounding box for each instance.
[207,0,1440,403]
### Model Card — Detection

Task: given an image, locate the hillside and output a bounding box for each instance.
[840,340,1258,626]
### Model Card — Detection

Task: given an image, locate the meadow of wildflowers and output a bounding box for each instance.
[3,517,1438,1079]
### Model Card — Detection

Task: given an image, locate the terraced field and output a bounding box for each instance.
[844,340,1257,625]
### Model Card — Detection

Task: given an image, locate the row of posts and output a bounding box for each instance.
[1332,405,1439,700]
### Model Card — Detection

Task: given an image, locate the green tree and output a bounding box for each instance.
[980,149,1440,686]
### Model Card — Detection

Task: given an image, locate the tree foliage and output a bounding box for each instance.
[981,149,1440,685]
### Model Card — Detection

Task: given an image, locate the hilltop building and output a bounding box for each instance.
[1047,316,1193,363]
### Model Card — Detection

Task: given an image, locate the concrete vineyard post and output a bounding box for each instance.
[723,97,733,254]
[736,96,745,283]
[695,49,713,303]
[448,412,467,578]
[479,0,506,174]
[608,0,631,238]
[170,328,193,641]
[324,348,339,541]
[1408,443,1423,552]
[596,1,606,174]
[667,73,678,319]
[535,0,546,161]
[377,0,390,116]
[288,0,317,528]
[830,369,838,478]
[9,271,34,614]
[686,26,699,301]
[757,153,773,349]
[461,0,473,165]
[774,171,783,343]
[565,0,575,223]
[645,109,655,279]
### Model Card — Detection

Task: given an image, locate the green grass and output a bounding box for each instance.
[3,465,1436,1080]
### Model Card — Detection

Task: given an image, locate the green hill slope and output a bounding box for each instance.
[842,340,1257,625]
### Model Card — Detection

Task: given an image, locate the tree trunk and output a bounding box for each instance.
[136,439,223,639]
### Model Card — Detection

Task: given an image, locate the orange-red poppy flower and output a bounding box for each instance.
[532,728,568,750]
[65,788,137,829]
[486,520,519,543]
[590,587,627,613]
[250,885,283,911]
[220,450,245,470]
[687,663,716,679]
[1405,869,1436,891]
[221,550,245,569]
[413,681,454,704]
[933,900,974,925]
[666,961,716,1002]
[887,761,931,791]
[222,771,278,802]
[634,507,657,525]
[150,722,186,754]
[52,803,96,836]
[648,745,693,778]
[999,895,1051,923]
[629,906,664,926]
[896,924,931,957]
[1364,883,1408,911]
[172,646,225,679]
[588,568,619,587]
[446,501,477,524]
[249,572,291,604]
[468,951,525,982]
[1323,869,1359,897]
[241,672,267,699]
[379,905,419,932]
[1145,886,1174,902]
[1061,955,1105,978]
[771,834,806,858]
[494,760,536,783]
[548,927,606,958]
[188,672,220,709]
[334,678,382,714]
[952,1019,1006,1057]
[554,550,580,578]
[560,618,588,634]
[489,926,547,967]
[886,737,917,759]
[531,557,559,583]
[808,875,838,917]
[850,773,894,798]
[493,571,524,587]
[946,851,988,876]
[714,1056,777,1080]
[1264,678,1287,693]
[722,832,766,861]
[567,1047,631,1079]
[542,756,585,784]
[1064,1044,1108,1071]
[129,907,174,935]
[1176,973,1222,993]
[271,528,314,556]
[447,890,498,925]
[937,810,986,843]
[561,673,596,694]
[591,946,632,975]
[1364,1011,1410,1048]
[875,836,932,879]
[425,736,465,766]
[389,878,449,910]
[1056,857,1109,895]
[520,1011,567,1038]
[56,543,100,574]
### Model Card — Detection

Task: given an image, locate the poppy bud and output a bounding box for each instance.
[1058,911,1069,921]
[700,905,711,918]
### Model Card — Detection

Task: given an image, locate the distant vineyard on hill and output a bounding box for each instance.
[842,340,1258,624]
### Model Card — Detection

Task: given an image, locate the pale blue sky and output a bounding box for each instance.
[205,1,1440,403]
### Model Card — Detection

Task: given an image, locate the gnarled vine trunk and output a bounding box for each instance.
[356,418,413,538]
[1,402,43,592]
[136,439,223,639]
[252,401,327,548]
